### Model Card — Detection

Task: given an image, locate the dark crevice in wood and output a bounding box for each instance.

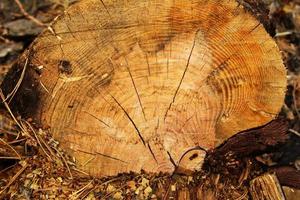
[95,152,128,164]
[124,57,146,121]
[248,22,261,34]
[78,149,128,163]
[109,94,146,146]
[164,32,197,121]
[99,0,111,18]
[145,52,151,76]
[237,0,276,36]
[84,111,110,128]
[65,23,77,40]
[147,143,158,164]
[167,151,177,168]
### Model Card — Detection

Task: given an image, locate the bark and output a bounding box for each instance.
[250,173,285,200]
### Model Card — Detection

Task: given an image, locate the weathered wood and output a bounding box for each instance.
[283,187,300,200]
[177,188,190,200]
[1,0,286,177]
[250,173,286,200]
[177,187,217,200]
[214,119,289,157]
[273,167,300,189]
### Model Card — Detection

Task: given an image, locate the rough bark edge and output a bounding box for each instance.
[250,173,286,200]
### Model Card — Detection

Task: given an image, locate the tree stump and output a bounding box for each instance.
[0,0,286,177]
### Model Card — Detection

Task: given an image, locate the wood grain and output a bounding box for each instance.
[1,0,286,177]
[250,173,286,200]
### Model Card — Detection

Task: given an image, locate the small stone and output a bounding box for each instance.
[85,192,96,200]
[141,178,149,188]
[171,184,176,192]
[144,186,153,198]
[57,177,63,183]
[4,19,42,36]
[112,192,123,199]
[126,180,136,191]
[106,184,116,193]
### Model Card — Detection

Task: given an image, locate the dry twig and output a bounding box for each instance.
[24,121,52,161]
[2,58,28,104]
[0,90,26,134]
[293,82,300,119]
[0,138,21,160]
[13,0,46,27]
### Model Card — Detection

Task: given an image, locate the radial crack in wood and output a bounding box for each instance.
[1,0,286,177]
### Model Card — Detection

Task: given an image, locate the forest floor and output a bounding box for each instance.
[0,0,300,199]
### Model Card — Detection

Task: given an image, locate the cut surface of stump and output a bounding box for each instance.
[1,0,286,177]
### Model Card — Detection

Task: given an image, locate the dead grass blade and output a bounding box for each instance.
[2,58,28,104]
[0,162,28,195]
[54,148,73,179]
[0,138,21,159]
[36,128,60,160]
[70,180,93,199]
[293,81,300,119]
[0,89,26,134]
[0,156,21,160]
[24,121,52,161]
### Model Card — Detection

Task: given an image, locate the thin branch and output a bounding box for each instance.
[288,129,300,137]
[0,138,21,159]
[13,0,46,27]
[293,82,300,119]
[24,121,52,161]
[164,32,197,120]
[0,89,26,134]
[53,148,73,179]
[3,58,28,104]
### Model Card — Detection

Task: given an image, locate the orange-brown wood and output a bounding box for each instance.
[1,0,286,177]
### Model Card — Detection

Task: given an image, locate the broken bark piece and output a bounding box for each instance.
[1,0,286,177]
[283,187,300,200]
[250,173,286,200]
[214,119,289,157]
[177,188,190,200]
[272,166,300,189]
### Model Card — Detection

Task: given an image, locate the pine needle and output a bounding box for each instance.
[0,162,28,195]
[0,138,21,159]
[0,89,26,134]
[2,58,28,104]
[24,121,52,161]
